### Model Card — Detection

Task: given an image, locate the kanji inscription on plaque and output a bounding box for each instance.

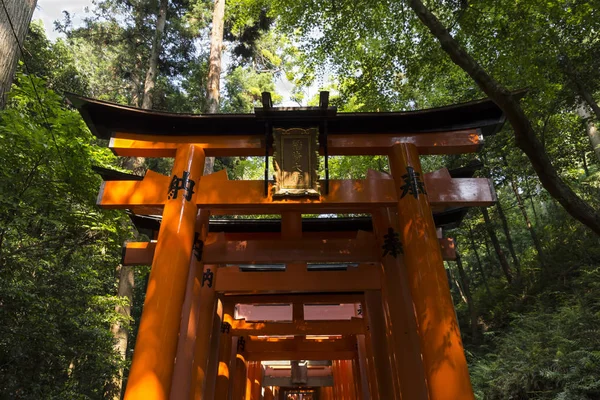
[272,127,319,197]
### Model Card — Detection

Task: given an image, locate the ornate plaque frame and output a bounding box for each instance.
[272,127,320,198]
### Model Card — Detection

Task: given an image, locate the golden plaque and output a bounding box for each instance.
[272,127,320,197]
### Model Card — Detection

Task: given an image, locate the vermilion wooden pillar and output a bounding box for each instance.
[332,360,356,400]
[339,361,346,399]
[363,291,401,399]
[264,386,275,400]
[231,351,247,400]
[343,360,358,400]
[203,302,224,400]
[389,143,474,400]
[170,210,210,399]
[319,386,334,400]
[373,207,429,399]
[213,302,235,398]
[124,144,205,400]
[359,299,381,400]
[253,363,263,400]
[356,334,378,400]
[332,360,342,399]
[246,361,256,400]
[351,358,362,400]
[378,287,403,396]
[190,293,221,400]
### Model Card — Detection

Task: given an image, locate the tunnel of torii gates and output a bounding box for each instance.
[68,90,508,400]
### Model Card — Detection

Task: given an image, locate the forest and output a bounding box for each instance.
[0,0,599,399]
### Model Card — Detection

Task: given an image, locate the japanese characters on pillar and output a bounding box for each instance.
[124,144,205,400]
[382,227,402,258]
[399,166,427,199]
[373,207,429,400]
[201,267,214,288]
[221,321,231,334]
[168,170,196,201]
[389,143,475,400]
[193,231,204,261]
[237,336,246,352]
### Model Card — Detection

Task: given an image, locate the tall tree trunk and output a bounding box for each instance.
[482,232,493,259]
[496,200,521,278]
[576,103,600,163]
[509,178,547,270]
[455,254,479,342]
[0,0,36,108]
[586,121,600,164]
[582,149,589,176]
[204,0,225,174]
[481,207,513,283]
[446,262,468,303]
[407,0,600,236]
[562,57,600,162]
[467,226,491,296]
[206,0,224,114]
[110,265,134,400]
[568,67,600,120]
[141,0,168,110]
[122,0,169,175]
[523,177,539,225]
[131,84,141,108]
[454,277,468,304]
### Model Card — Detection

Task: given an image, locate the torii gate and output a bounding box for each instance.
[69,91,505,400]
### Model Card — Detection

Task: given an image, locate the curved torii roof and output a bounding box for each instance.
[66,92,511,140]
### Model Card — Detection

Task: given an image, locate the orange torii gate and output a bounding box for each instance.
[69,91,506,400]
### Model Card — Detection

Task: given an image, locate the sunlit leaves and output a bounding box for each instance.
[0,75,132,398]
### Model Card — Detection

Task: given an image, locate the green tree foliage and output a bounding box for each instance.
[21,21,89,95]
[221,65,279,113]
[449,128,600,398]
[468,266,600,399]
[270,0,600,229]
[224,0,274,67]
[57,0,205,111]
[0,74,132,398]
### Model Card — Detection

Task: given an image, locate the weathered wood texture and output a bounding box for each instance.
[0,0,36,108]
